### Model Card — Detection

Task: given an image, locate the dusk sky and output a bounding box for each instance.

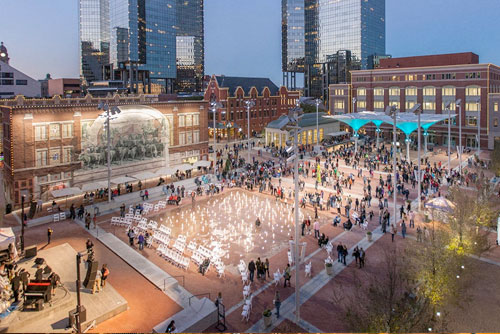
[1,0,499,86]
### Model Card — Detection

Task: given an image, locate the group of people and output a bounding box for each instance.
[247,258,270,282]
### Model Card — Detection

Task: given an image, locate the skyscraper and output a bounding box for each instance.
[282,0,385,97]
[281,0,305,89]
[79,0,204,93]
[79,0,110,86]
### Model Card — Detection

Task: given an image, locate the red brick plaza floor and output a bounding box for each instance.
[12,147,500,332]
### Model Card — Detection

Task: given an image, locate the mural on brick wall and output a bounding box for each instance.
[78,105,169,169]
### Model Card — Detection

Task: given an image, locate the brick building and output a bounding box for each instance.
[329,52,500,150]
[203,75,301,141]
[0,94,209,206]
[47,78,82,98]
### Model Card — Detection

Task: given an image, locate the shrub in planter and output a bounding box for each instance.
[263,309,272,317]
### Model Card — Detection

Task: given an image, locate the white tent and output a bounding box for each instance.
[194,160,211,168]
[424,197,455,213]
[0,228,17,258]
[155,167,177,176]
[132,171,157,181]
[51,187,82,198]
[176,164,194,172]
[111,176,137,184]
[80,181,109,192]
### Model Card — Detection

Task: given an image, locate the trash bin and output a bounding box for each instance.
[5,203,11,214]
[68,305,86,328]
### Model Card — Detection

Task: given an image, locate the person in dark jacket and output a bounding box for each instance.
[248,260,256,282]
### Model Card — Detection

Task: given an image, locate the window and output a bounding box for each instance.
[494,118,499,128]
[357,88,366,96]
[1,79,13,85]
[179,115,185,127]
[334,100,345,110]
[62,123,73,138]
[466,116,477,127]
[441,73,456,80]
[424,74,436,80]
[357,100,366,110]
[390,101,400,109]
[49,123,60,139]
[179,132,186,145]
[391,75,400,81]
[406,101,416,110]
[63,147,73,163]
[193,130,200,143]
[374,101,384,109]
[423,87,436,96]
[186,132,193,144]
[374,87,384,96]
[465,102,480,112]
[35,125,47,141]
[466,86,481,96]
[36,149,48,167]
[186,115,192,127]
[494,102,499,112]
[442,86,456,96]
[405,74,416,81]
[423,101,436,112]
[0,72,13,78]
[405,87,417,96]
[193,114,199,126]
[16,79,28,85]
[334,89,344,95]
[389,87,400,96]
[442,102,456,111]
[49,147,61,165]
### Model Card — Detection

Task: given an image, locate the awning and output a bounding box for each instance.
[155,167,177,176]
[110,176,137,184]
[51,187,83,198]
[194,160,211,168]
[132,171,157,180]
[325,131,349,137]
[175,164,194,172]
[80,181,109,192]
[424,197,455,213]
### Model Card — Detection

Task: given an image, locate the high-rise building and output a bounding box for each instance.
[175,0,204,93]
[282,0,386,97]
[79,0,204,93]
[79,0,110,86]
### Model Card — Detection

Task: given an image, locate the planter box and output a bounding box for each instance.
[263,315,272,327]
[325,264,333,275]
[366,233,373,242]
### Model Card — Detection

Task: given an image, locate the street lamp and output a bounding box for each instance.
[445,101,452,173]
[476,101,481,157]
[315,99,321,147]
[97,103,121,203]
[245,100,255,164]
[21,195,25,252]
[385,105,398,227]
[285,103,303,323]
[210,101,222,168]
[409,104,422,210]
[456,99,462,176]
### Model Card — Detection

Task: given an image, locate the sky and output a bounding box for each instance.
[1,0,500,86]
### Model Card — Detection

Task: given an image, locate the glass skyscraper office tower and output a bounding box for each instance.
[282,0,386,98]
[79,0,204,93]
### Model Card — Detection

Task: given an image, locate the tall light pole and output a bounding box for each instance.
[97,103,120,203]
[456,99,462,176]
[445,102,452,173]
[245,100,255,164]
[385,105,398,227]
[477,101,481,157]
[285,104,303,323]
[21,195,25,252]
[410,104,422,210]
[315,99,321,146]
[210,101,222,169]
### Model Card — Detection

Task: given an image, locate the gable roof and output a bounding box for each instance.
[266,112,338,130]
[215,76,279,96]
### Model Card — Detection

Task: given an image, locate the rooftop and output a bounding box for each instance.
[215,76,279,96]
[266,112,337,130]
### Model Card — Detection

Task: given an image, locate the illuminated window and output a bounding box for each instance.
[35,125,47,141]
[423,87,436,96]
[466,116,477,127]
[494,118,499,127]
[49,123,60,139]
[358,100,366,110]
[465,102,480,112]
[405,101,416,110]
[193,114,199,126]
[389,87,400,96]
[494,102,499,112]
[423,101,436,112]
[374,101,384,109]
[374,87,384,96]
[186,115,192,127]
[62,123,73,138]
[334,100,345,110]
[390,101,400,109]
[442,102,456,111]
[466,86,481,96]
[357,88,366,96]
[442,86,456,96]
[179,115,185,127]
[405,87,417,96]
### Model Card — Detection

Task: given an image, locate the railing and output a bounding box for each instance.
[163,275,185,291]
[188,293,211,306]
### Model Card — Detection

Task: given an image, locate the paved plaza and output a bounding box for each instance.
[3,142,500,333]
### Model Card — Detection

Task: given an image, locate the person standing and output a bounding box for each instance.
[409,210,415,228]
[255,258,262,279]
[283,264,291,287]
[274,291,281,318]
[390,224,396,242]
[313,220,320,239]
[140,190,145,201]
[359,248,365,268]
[337,243,343,262]
[86,239,94,253]
[138,233,145,250]
[69,204,76,220]
[416,226,422,242]
[128,229,135,247]
[47,227,53,244]
[248,260,256,282]
[120,203,126,218]
[101,264,109,288]
[401,221,407,239]
[341,245,348,265]
[92,269,102,294]
[265,258,270,278]
[145,189,149,200]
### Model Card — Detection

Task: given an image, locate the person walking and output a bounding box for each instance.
[313,220,320,239]
[92,269,102,294]
[166,320,176,333]
[416,226,422,242]
[409,210,415,228]
[47,227,53,244]
[401,221,407,239]
[101,264,109,288]
[283,264,291,287]
[390,224,396,242]
[342,245,348,265]
[248,260,256,282]
[359,248,365,268]
[265,258,270,278]
[128,229,135,247]
[274,291,281,318]
[337,243,343,262]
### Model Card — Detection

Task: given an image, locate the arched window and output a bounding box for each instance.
[423,86,436,97]
[405,86,417,97]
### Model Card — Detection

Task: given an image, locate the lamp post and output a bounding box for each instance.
[315,99,321,146]
[21,195,25,252]
[477,101,481,157]
[75,252,83,333]
[245,100,255,164]
[375,128,381,149]
[456,99,462,176]
[385,105,398,227]
[445,102,452,172]
[210,101,222,169]
[409,104,422,210]
[97,103,121,203]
